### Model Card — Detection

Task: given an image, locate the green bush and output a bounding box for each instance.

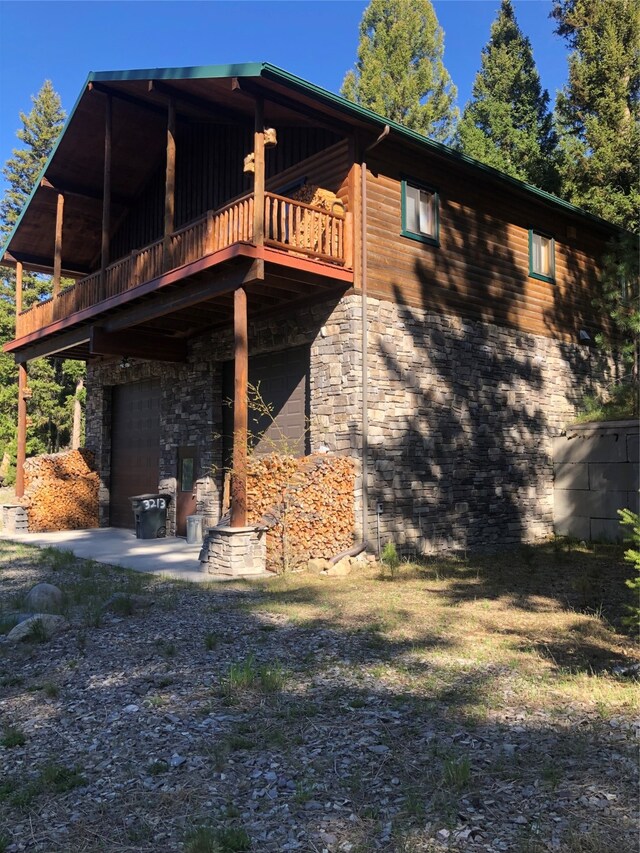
[619,508,640,631]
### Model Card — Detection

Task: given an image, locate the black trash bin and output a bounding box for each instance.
[130,494,171,539]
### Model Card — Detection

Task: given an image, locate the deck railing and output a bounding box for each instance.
[15,193,349,339]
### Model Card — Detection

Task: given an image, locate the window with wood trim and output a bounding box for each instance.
[401,179,439,245]
[529,230,555,283]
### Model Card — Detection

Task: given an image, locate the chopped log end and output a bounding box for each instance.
[246,452,355,572]
[23,449,99,532]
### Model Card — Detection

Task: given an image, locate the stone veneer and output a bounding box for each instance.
[85,294,362,536]
[363,296,610,551]
[85,290,608,552]
[199,525,267,576]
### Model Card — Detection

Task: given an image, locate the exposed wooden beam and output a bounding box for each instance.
[101,95,112,285]
[103,257,263,332]
[90,327,187,361]
[231,286,248,528]
[163,99,176,268]
[16,362,27,498]
[15,261,22,317]
[2,251,89,277]
[239,79,349,135]
[40,176,129,207]
[12,327,92,362]
[148,79,252,125]
[88,81,167,117]
[253,98,265,281]
[52,192,64,297]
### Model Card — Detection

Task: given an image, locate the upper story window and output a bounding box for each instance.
[529,230,555,283]
[401,178,439,246]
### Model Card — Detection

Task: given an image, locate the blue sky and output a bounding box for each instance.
[0,1,568,197]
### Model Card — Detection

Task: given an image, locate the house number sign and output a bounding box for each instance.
[142,497,166,510]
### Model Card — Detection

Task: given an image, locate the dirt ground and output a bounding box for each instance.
[0,538,638,852]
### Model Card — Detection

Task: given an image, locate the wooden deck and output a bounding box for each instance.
[16,193,351,339]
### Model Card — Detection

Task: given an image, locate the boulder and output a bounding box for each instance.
[325,557,352,577]
[24,583,64,613]
[307,558,331,574]
[6,614,68,644]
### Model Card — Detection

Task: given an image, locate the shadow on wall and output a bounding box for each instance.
[357,192,605,553]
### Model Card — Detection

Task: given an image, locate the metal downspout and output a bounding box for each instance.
[361,125,390,547]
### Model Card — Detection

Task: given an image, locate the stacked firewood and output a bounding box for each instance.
[23,449,99,532]
[247,452,355,572]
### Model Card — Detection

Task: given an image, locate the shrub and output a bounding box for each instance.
[619,508,640,630]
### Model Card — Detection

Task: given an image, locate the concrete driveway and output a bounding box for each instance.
[0,527,214,583]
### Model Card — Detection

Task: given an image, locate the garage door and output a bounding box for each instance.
[222,345,310,463]
[110,380,161,528]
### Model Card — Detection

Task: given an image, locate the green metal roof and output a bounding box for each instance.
[1,61,624,263]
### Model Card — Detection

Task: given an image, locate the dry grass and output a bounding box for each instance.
[242,541,639,718]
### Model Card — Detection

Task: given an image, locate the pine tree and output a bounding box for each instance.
[457,0,558,191]
[0,81,85,480]
[552,0,639,231]
[341,0,458,143]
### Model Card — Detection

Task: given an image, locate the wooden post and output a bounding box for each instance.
[16,362,27,498]
[164,99,176,269]
[101,95,112,294]
[230,286,248,528]
[15,261,23,319]
[253,98,265,252]
[53,192,64,298]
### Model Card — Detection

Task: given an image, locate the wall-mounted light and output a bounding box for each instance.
[578,329,592,344]
[119,355,131,369]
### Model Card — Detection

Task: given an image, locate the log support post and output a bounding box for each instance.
[16,361,28,498]
[230,286,248,528]
[163,99,176,270]
[15,261,23,331]
[252,98,265,278]
[53,192,64,298]
[100,95,112,298]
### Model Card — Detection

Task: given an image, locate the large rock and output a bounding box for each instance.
[6,614,68,644]
[325,557,352,577]
[24,583,64,613]
[307,558,331,574]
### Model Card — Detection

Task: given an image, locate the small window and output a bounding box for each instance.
[529,230,555,282]
[401,179,439,245]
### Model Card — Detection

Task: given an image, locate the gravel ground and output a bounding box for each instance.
[0,542,638,853]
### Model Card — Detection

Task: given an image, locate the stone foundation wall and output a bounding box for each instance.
[85,295,362,533]
[553,420,639,541]
[85,287,609,551]
[363,295,611,551]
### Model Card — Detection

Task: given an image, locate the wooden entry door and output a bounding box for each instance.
[176,446,198,536]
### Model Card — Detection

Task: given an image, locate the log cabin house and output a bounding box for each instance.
[1,63,621,555]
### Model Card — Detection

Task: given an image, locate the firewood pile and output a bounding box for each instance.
[23,449,99,532]
[246,452,355,572]
[289,184,345,258]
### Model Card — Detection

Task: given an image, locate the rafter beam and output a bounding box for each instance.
[88,81,167,117]
[90,327,187,361]
[40,176,129,207]
[2,251,90,277]
[149,80,252,125]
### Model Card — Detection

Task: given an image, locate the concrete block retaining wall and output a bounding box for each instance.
[553,421,639,541]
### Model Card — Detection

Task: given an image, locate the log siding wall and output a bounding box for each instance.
[365,144,609,341]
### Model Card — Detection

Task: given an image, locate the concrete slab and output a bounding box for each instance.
[0,527,240,583]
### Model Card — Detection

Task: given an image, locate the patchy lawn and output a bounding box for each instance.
[0,539,637,853]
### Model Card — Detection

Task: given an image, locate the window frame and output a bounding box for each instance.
[528,229,556,284]
[401,177,440,247]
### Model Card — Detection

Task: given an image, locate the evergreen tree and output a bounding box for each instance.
[457,0,558,191]
[341,0,458,143]
[552,0,639,231]
[0,81,84,481]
